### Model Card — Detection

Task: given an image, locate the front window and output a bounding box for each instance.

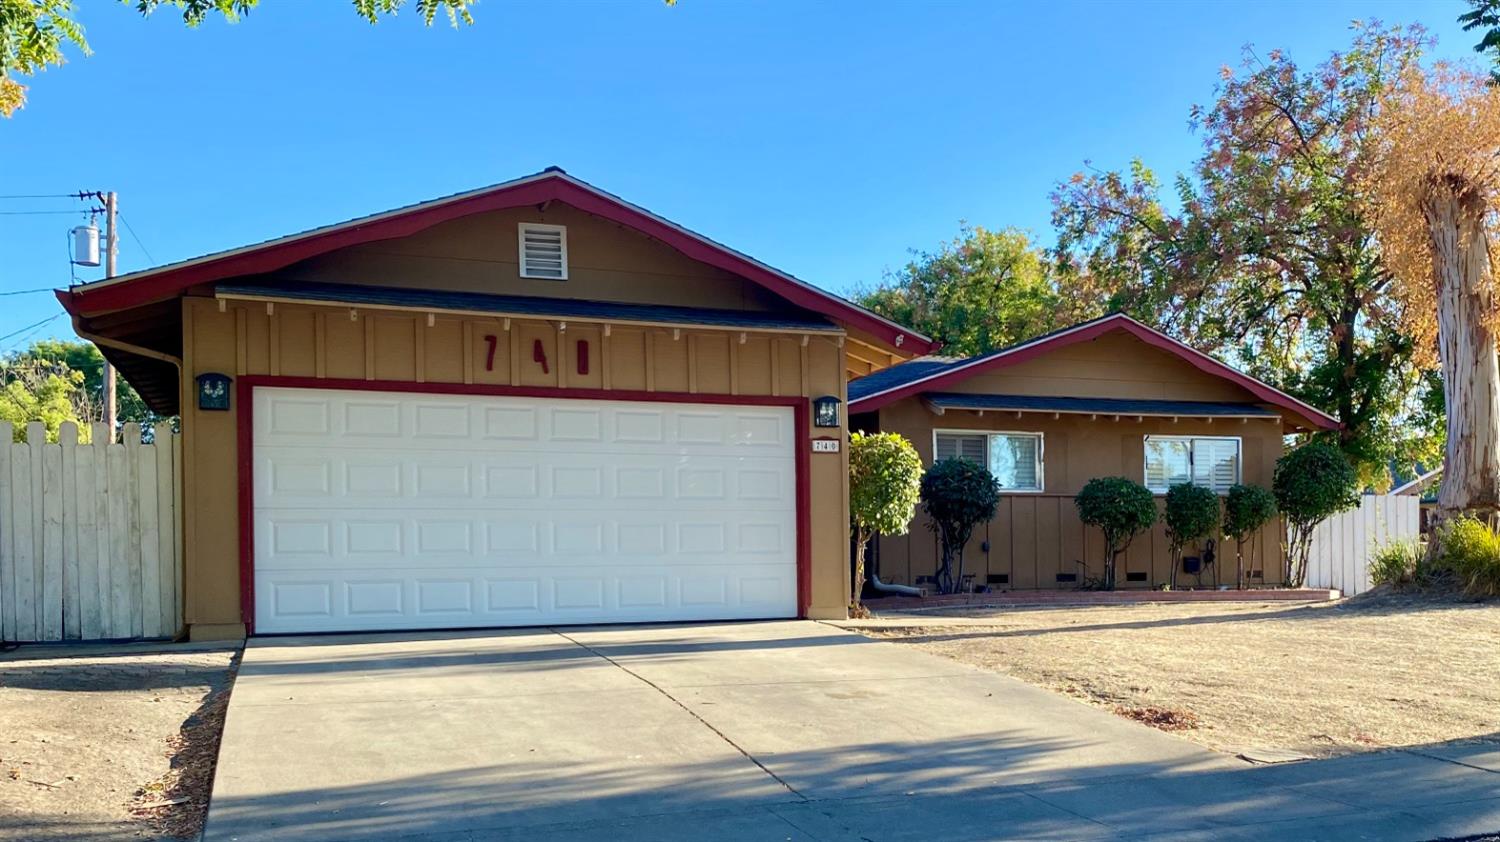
[1144,435,1240,494]
[934,431,1043,492]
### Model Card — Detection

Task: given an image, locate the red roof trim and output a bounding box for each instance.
[57,171,933,355]
[847,314,1340,431]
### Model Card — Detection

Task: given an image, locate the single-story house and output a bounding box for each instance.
[847,315,1341,591]
[56,168,936,639]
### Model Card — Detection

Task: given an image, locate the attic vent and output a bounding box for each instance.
[519,223,568,280]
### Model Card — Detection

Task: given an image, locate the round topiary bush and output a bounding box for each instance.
[1074,476,1157,590]
[1163,483,1221,588]
[1274,441,1359,587]
[920,458,1001,594]
[849,432,924,611]
[1223,484,1277,588]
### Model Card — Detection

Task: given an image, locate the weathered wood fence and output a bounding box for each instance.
[1304,493,1420,597]
[0,421,181,642]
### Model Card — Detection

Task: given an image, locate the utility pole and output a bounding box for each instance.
[102,191,117,438]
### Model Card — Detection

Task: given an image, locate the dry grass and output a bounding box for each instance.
[858,589,1500,758]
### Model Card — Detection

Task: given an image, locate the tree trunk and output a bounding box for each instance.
[851,528,868,612]
[1426,186,1500,522]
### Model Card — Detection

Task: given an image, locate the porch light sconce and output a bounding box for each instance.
[813,395,841,428]
[196,372,232,412]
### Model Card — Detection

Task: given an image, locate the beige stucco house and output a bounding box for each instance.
[847,315,1339,591]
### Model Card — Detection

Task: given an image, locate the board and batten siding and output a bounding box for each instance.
[867,331,1290,590]
[0,421,182,642]
[180,296,851,639]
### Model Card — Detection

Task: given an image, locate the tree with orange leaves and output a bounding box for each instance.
[1364,64,1500,520]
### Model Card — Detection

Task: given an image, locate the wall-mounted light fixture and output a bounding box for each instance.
[196,372,232,412]
[813,395,842,428]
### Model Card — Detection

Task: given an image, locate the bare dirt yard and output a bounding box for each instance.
[853,590,1500,759]
[0,643,239,841]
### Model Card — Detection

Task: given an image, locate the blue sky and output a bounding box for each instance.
[0,1,1478,349]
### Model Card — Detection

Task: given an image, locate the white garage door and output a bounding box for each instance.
[252,387,798,633]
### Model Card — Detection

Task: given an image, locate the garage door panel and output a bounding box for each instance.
[257,512,791,570]
[256,565,796,633]
[255,452,793,511]
[256,391,794,452]
[253,387,798,633]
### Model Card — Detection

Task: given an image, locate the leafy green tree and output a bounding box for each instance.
[856,225,1068,357]
[18,339,154,426]
[848,432,923,612]
[1222,484,1277,588]
[1074,477,1157,591]
[1,0,477,116]
[919,458,1000,594]
[1050,24,1431,487]
[1460,0,1500,83]
[1274,442,1360,587]
[1163,483,1221,589]
[0,358,86,442]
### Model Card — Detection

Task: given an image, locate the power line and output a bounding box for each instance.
[2,315,63,353]
[0,193,81,200]
[0,209,98,216]
[117,212,156,265]
[0,288,54,296]
[0,314,63,346]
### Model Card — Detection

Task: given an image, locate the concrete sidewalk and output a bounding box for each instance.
[202,621,1500,841]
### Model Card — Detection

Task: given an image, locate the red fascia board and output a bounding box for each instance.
[59,176,932,354]
[848,315,1340,431]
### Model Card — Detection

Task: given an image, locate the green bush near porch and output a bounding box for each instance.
[1075,476,1156,590]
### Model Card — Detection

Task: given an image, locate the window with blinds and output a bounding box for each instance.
[933,431,1043,492]
[1144,435,1240,494]
[518,223,568,279]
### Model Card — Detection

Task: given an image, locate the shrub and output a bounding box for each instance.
[1223,484,1277,588]
[848,432,924,611]
[1434,517,1500,597]
[1163,483,1221,588]
[1369,539,1425,588]
[1274,442,1359,587]
[920,458,1000,594]
[1075,476,1157,590]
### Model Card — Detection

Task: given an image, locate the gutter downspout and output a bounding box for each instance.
[870,574,924,598]
[71,315,185,371]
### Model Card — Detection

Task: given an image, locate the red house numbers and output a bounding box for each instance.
[479,334,587,376]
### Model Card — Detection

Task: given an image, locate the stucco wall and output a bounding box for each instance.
[865,332,1288,590]
[180,297,850,639]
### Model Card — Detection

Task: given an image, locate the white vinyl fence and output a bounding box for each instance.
[1305,493,1420,596]
[0,421,181,643]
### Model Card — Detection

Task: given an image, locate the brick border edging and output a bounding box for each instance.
[863,588,1340,612]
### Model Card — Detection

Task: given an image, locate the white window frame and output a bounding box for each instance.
[1143,434,1242,495]
[932,428,1045,494]
[518,222,569,280]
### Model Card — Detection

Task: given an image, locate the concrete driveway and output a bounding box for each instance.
[203,621,1500,841]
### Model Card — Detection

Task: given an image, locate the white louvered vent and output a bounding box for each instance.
[519,223,568,280]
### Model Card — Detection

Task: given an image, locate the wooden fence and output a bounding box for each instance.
[0,421,181,642]
[1304,493,1420,596]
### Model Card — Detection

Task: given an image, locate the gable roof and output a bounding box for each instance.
[846,312,1340,431]
[54,168,933,355]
